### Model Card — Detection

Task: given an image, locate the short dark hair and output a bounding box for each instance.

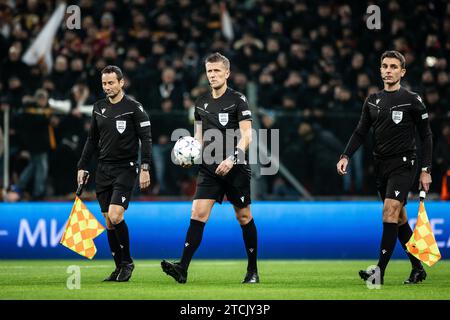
[101,65,123,81]
[380,50,406,69]
[205,52,230,70]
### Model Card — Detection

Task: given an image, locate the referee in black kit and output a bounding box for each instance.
[161,53,259,284]
[77,65,152,282]
[337,51,433,285]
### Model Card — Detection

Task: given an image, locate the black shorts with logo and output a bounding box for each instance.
[374,154,418,205]
[95,161,139,212]
[194,164,251,208]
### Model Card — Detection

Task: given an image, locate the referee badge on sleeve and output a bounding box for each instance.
[218,113,229,126]
[392,111,403,124]
[116,120,126,133]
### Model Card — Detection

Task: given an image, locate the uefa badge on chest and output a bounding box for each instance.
[218,113,229,126]
[392,111,403,124]
[116,120,126,133]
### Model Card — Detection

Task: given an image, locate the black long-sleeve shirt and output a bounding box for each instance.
[194,87,252,167]
[77,95,152,170]
[343,87,433,168]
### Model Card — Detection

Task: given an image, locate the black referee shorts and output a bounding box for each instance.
[374,154,418,205]
[193,164,251,208]
[95,162,139,213]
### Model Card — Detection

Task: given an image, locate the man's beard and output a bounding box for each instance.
[107,90,120,99]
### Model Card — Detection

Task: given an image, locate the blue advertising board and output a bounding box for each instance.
[0,201,448,260]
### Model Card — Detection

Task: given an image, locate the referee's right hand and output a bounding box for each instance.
[77,170,89,185]
[336,158,348,175]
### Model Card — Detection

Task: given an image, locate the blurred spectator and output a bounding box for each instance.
[149,67,184,109]
[434,123,450,199]
[12,89,56,200]
[435,123,450,164]
[50,55,73,98]
[1,42,29,88]
[424,88,447,133]
[296,121,344,195]
[151,98,189,195]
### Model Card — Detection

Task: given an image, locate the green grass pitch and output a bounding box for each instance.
[1,260,449,300]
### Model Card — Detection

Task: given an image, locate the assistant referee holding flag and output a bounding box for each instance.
[161,53,259,284]
[77,65,152,282]
[337,51,433,285]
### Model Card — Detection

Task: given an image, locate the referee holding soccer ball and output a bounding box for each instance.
[77,65,152,282]
[161,53,259,284]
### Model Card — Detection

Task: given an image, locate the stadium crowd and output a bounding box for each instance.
[0,0,449,200]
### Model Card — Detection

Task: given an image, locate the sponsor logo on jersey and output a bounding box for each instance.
[240,95,247,102]
[101,108,106,114]
[376,99,380,104]
[204,103,208,109]
[416,95,423,103]
[138,104,144,112]
[140,121,150,127]
[116,120,126,133]
[422,113,428,119]
[242,110,251,116]
[218,113,229,126]
[392,111,403,124]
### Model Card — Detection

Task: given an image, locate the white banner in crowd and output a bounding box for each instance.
[22,2,67,72]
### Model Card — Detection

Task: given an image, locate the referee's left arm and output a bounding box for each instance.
[235,95,253,163]
[412,94,433,170]
[133,104,152,167]
[77,107,99,185]
[77,108,99,170]
[412,94,433,192]
[237,120,252,153]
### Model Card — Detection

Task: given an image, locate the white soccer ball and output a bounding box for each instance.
[173,136,202,166]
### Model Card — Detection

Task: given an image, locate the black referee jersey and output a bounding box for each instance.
[343,87,432,168]
[194,87,252,167]
[77,94,152,170]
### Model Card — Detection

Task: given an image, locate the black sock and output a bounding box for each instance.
[398,222,422,269]
[107,229,122,268]
[241,218,258,272]
[377,222,398,276]
[180,219,205,270]
[114,220,132,264]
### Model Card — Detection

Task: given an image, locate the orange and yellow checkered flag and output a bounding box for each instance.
[60,197,105,259]
[406,197,441,267]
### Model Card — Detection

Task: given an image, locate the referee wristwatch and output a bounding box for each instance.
[421,166,431,174]
[140,163,150,172]
[229,148,246,165]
